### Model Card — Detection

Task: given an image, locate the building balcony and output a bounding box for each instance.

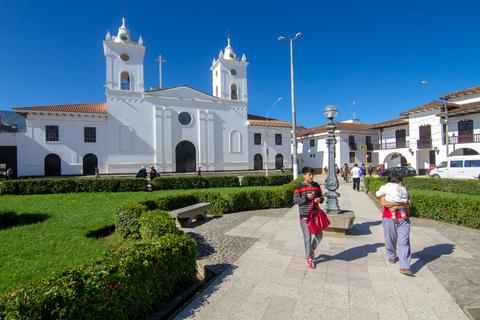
[417,139,432,149]
[448,133,480,144]
[374,140,409,150]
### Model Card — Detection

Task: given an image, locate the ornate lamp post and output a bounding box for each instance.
[323,105,341,213]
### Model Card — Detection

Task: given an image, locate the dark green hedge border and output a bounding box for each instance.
[365,177,480,229]
[0,178,148,195]
[0,174,294,195]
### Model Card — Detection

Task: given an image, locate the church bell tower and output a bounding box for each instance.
[103,17,145,93]
[210,36,248,101]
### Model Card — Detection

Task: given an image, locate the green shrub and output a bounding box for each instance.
[241,174,293,187]
[151,176,240,190]
[140,210,178,240]
[115,201,148,238]
[409,190,480,229]
[0,178,148,195]
[0,234,197,320]
[365,176,480,196]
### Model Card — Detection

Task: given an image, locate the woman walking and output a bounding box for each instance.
[293,167,325,269]
[376,172,413,276]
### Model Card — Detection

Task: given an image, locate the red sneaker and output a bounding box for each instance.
[306,258,315,269]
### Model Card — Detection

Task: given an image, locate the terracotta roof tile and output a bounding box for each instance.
[297,122,375,137]
[400,101,444,115]
[370,117,409,129]
[247,114,291,126]
[441,85,480,100]
[13,102,107,114]
[437,101,480,117]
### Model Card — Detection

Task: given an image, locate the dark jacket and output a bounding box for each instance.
[293,181,324,218]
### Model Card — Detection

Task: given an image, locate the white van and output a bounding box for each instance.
[429,155,480,179]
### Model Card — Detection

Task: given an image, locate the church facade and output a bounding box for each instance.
[0,18,292,177]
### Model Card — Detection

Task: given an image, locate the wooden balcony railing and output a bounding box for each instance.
[417,139,432,149]
[374,140,409,150]
[448,133,480,144]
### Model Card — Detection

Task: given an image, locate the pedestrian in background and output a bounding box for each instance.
[360,163,367,190]
[343,163,350,182]
[350,163,362,191]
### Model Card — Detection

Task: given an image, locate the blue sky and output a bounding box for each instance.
[1,0,479,127]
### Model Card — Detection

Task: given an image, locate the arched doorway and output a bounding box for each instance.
[44,153,61,176]
[449,148,479,156]
[83,153,98,175]
[383,152,408,169]
[254,154,263,170]
[175,141,196,173]
[275,154,283,169]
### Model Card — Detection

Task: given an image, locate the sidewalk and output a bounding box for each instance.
[175,179,472,320]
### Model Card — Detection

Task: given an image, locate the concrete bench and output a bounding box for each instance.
[169,202,211,227]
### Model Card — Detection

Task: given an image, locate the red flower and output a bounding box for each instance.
[114,282,121,289]
[107,283,113,290]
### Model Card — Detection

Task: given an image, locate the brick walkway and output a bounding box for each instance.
[175,178,476,319]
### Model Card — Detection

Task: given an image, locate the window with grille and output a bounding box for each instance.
[275,134,282,145]
[349,152,355,163]
[84,127,96,143]
[310,139,315,147]
[254,133,261,145]
[46,125,59,142]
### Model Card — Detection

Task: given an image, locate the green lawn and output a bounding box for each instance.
[0,187,258,294]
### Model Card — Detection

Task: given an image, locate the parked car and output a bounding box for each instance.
[380,166,417,177]
[429,155,480,179]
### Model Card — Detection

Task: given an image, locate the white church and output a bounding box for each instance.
[0,18,292,177]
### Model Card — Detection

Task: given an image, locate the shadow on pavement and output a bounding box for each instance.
[187,232,216,259]
[348,220,382,236]
[171,264,238,319]
[315,242,384,262]
[410,243,455,274]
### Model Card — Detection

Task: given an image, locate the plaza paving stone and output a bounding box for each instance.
[175,177,478,319]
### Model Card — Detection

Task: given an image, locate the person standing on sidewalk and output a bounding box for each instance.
[293,167,324,269]
[343,163,350,182]
[350,163,362,191]
[377,173,413,276]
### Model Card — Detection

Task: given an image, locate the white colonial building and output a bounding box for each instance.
[297,120,379,171]
[0,18,292,177]
[372,86,480,174]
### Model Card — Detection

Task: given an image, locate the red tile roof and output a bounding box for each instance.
[370,117,409,129]
[297,122,375,137]
[441,85,480,100]
[400,101,444,115]
[437,101,480,117]
[247,114,291,126]
[14,103,107,114]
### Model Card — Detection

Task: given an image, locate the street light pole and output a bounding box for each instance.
[421,80,449,156]
[264,97,283,177]
[278,33,302,179]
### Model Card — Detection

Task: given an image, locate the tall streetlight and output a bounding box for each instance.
[278,32,302,179]
[420,80,449,156]
[264,97,283,176]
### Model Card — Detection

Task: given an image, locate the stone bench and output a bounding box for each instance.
[169,202,211,227]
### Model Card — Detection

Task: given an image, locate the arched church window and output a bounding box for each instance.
[231,84,238,100]
[229,130,241,153]
[120,71,130,91]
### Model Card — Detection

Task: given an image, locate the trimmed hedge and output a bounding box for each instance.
[116,177,302,238]
[241,174,293,187]
[409,190,480,229]
[139,210,178,240]
[0,178,148,195]
[0,233,196,320]
[151,176,240,190]
[365,176,480,196]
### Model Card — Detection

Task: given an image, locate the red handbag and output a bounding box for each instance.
[307,203,330,234]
